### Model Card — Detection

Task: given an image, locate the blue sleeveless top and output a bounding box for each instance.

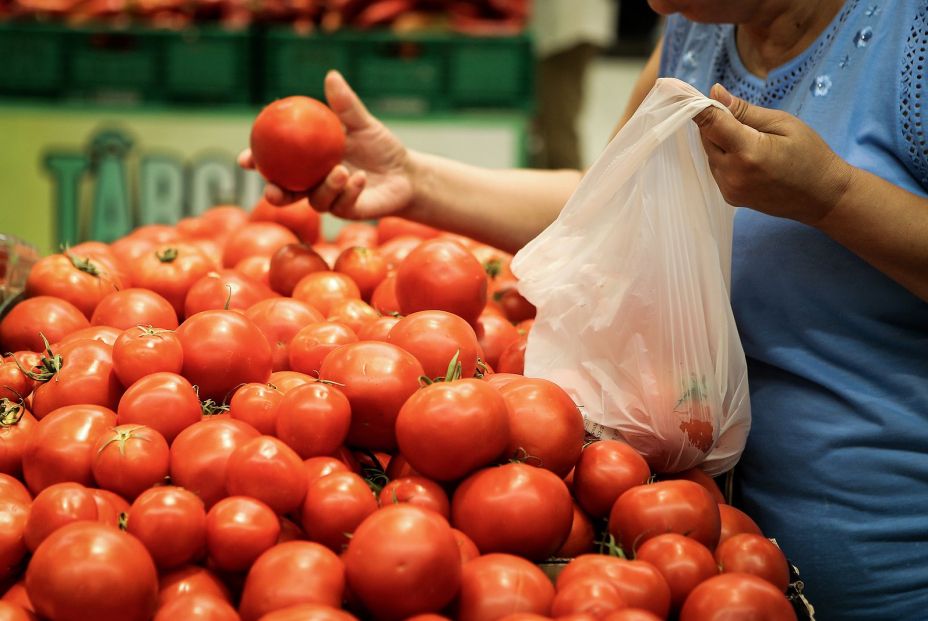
[660,3,928,619]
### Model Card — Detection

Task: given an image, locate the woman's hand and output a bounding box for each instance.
[239,70,415,220]
[693,83,853,226]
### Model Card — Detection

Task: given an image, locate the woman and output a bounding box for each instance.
[241,1,928,618]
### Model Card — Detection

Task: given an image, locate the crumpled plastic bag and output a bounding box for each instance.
[511,78,751,475]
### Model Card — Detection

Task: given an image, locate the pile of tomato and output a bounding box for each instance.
[0,204,799,621]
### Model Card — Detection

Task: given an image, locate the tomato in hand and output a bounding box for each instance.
[205,496,280,572]
[388,310,483,380]
[225,435,307,515]
[679,573,797,621]
[92,424,170,499]
[245,298,324,371]
[23,482,98,552]
[275,382,351,459]
[378,476,450,519]
[395,239,487,325]
[127,486,207,570]
[117,372,202,444]
[25,251,122,319]
[334,247,388,301]
[0,400,36,478]
[300,471,377,553]
[228,382,284,436]
[112,326,184,388]
[572,440,651,519]
[456,554,555,621]
[635,533,718,611]
[715,534,790,592]
[91,288,179,330]
[268,244,330,297]
[129,243,215,318]
[184,269,276,317]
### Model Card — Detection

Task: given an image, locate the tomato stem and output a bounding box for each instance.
[155,248,178,263]
[0,399,23,427]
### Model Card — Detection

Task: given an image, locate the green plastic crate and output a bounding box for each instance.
[354,34,448,112]
[263,29,353,102]
[448,34,533,109]
[0,23,67,97]
[164,28,253,104]
[68,27,166,102]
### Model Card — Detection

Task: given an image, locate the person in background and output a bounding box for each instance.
[241,1,928,618]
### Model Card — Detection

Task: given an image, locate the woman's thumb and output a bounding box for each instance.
[325,70,374,131]
[710,83,781,131]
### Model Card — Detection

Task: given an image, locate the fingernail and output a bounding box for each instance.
[712,83,733,107]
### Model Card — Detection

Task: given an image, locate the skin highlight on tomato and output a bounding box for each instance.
[300,471,377,553]
[378,476,450,518]
[128,486,207,570]
[157,565,230,607]
[205,496,280,573]
[24,482,99,552]
[225,435,307,515]
[258,604,358,621]
[275,382,351,459]
[0,498,28,583]
[91,288,179,330]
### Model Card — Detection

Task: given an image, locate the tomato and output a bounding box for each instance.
[268,244,330,297]
[451,528,480,565]
[277,516,306,544]
[335,223,377,250]
[250,96,345,192]
[110,235,156,265]
[244,298,324,371]
[205,496,280,572]
[300,471,377,553]
[0,474,31,505]
[496,378,584,479]
[0,297,89,353]
[26,521,158,621]
[287,322,356,378]
[22,404,116,494]
[0,602,35,621]
[228,383,284,436]
[0,581,32,611]
[714,534,789,592]
[90,488,129,528]
[635,534,718,611]
[184,269,276,317]
[223,222,301,269]
[663,467,726,505]
[259,604,357,621]
[292,271,361,316]
[343,505,459,620]
[557,556,671,618]
[396,239,487,325]
[23,482,98,551]
[376,218,438,245]
[551,578,626,619]
[327,298,379,334]
[153,593,239,621]
[572,441,651,519]
[117,372,202,444]
[176,310,273,402]
[395,379,509,482]
[170,418,261,508]
[719,504,764,545]
[452,463,572,561]
[131,224,179,244]
[554,502,595,558]
[370,273,401,315]
[275,382,351,459]
[268,371,316,392]
[251,197,321,244]
[193,238,236,267]
[158,565,230,607]
[303,456,350,486]
[235,255,272,286]
[475,312,519,370]
[495,616,548,621]
[679,573,797,621]
[25,252,123,319]
[456,554,555,621]
[91,288,179,330]
[92,425,170,499]
[334,247,388,301]
[388,310,483,380]
[239,541,345,621]
[495,286,536,324]
[495,333,526,374]
[602,611,663,621]
[354,316,397,342]
[111,326,184,388]
[319,342,424,451]
[609,480,721,554]
[129,243,215,318]
[378,476,450,518]
[226,436,307,515]
[54,325,121,348]
[0,400,36,477]
[0,359,32,403]
[0,500,28,582]
[312,243,339,268]
[195,206,250,242]
[126,486,206,570]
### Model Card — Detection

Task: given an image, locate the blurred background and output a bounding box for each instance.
[0,0,661,254]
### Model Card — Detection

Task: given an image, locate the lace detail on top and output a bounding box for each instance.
[900,4,928,187]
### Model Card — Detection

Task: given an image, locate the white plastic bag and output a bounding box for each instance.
[511,78,750,475]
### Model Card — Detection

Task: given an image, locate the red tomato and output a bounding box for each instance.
[126,486,207,569]
[23,482,97,551]
[117,372,202,444]
[292,271,361,316]
[197,206,250,241]
[25,252,122,319]
[334,247,388,301]
[356,316,399,342]
[235,255,272,286]
[277,516,306,543]
[378,476,450,518]
[158,565,230,607]
[557,556,671,619]
[378,236,423,272]
[131,225,179,244]
[250,96,345,192]
[303,456,350,486]
[335,223,377,249]
[153,593,239,621]
[0,602,35,621]
[395,239,487,325]
[0,474,32,506]
[475,312,519,369]
[268,371,316,392]
[205,496,280,572]
[494,616,548,621]
[664,467,726,504]
[0,359,33,403]
[268,244,330,297]
[635,534,718,611]
[89,488,125,528]
[251,197,321,244]
[22,404,116,494]
[184,269,276,317]
[55,325,122,347]
[376,218,438,244]
[288,322,357,378]
[25,521,158,621]
[384,452,418,480]
[245,298,324,371]
[452,463,573,561]
[554,502,595,558]
[388,310,483,380]
[228,383,284,436]
[112,326,184,388]
[344,505,460,620]
[0,400,36,477]
[719,504,764,545]
[110,236,155,265]
[90,288,179,330]
[223,222,300,269]
[170,418,261,508]
[495,333,526,374]
[319,342,424,451]
[275,383,351,459]
[226,436,307,515]
[312,243,340,268]
[239,541,345,621]
[0,498,28,583]
[679,573,797,621]
[92,424,170,499]
[259,604,357,621]
[496,286,536,324]
[370,272,401,315]
[602,611,663,621]
[572,440,651,519]
[497,378,584,478]
[326,298,379,334]
[395,379,509,482]
[551,578,627,619]
[300,471,377,553]
[456,554,555,621]
[176,310,273,402]
[452,528,480,565]
[129,243,215,318]
[715,534,789,592]
[609,480,721,553]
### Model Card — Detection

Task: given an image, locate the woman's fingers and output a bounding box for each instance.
[237,149,255,170]
[308,165,351,212]
[328,171,367,219]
